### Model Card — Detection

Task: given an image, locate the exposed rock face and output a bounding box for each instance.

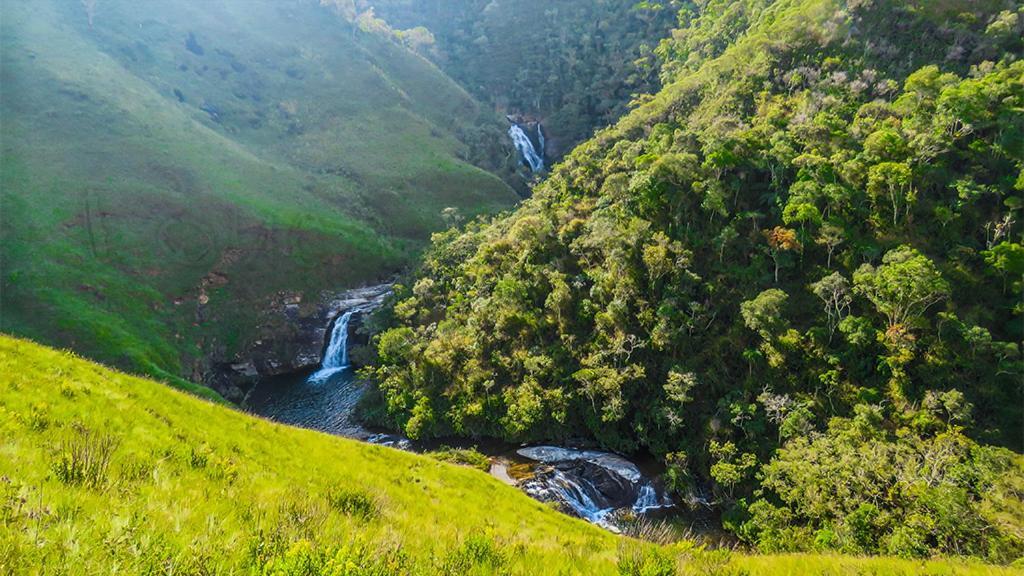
[207,283,391,402]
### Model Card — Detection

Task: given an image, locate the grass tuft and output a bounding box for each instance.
[440,534,508,575]
[326,486,382,523]
[51,428,119,489]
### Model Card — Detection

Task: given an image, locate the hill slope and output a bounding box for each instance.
[0,0,518,393]
[365,0,1024,560]
[367,0,680,159]
[1,334,1020,574]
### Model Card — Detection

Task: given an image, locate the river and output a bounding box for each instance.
[245,291,687,534]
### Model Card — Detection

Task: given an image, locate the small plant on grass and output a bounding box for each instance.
[440,534,507,575]
[616,542,676,576]
[326,486,381,522]
[185,444,210,469]
[51,429,119,489]
[618,514,683,546]
[118,456,155,484]
[22,404,50,432]
[280,496,329,539]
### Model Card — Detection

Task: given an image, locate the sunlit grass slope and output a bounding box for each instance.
[0,0,517,388]
[1,335,1019,575]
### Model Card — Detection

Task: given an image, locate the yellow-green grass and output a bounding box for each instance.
[1,334,1020,575]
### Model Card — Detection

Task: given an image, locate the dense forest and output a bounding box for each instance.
[365,0,680,158]
[365,0,1024,560]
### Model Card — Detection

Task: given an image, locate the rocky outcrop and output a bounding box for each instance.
[207,283,391,402]
[514,446,673,531]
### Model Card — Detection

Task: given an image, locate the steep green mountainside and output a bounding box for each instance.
[0,0,518,392]
[365,0,680,158]
[3,334,1022,574]
[367,0,1024,560]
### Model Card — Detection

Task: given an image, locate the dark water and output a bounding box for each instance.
[245,367,370,438]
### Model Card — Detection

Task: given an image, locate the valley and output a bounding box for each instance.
[0,0,518,396]
[1,0,1022,573]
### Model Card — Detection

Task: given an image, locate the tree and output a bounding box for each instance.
[867,162,915,228]
[983,241,1024,293]
[741,289,789,340]
[783,180,823,234]
[853,246,950,331]
[762,227,801,283]
[713,224,738,263]
[398,26,437,56]
[863,128,908,162]
[810,272,852,338]
[709,440,757,499]
[815,223,844,269]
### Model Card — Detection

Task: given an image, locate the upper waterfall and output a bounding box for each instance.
[509,123,545,173]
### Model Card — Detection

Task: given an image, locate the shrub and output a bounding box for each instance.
[258,539,409,576]
[186,445,210,469]
[326,486,380,522]
[22,404,50,432]
[619,515,684,546]
[51,429,119,489]
[426,446,490,472]
[440,534,507,575]
[616,542,676,576]
[845,503,883,552]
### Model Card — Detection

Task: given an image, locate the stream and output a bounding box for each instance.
[246,286,677,532]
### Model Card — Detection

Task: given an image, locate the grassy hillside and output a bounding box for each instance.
[0,0,518,391]
[1,334,1020,575]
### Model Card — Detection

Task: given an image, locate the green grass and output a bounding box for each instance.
[1,334,1020,575]
[0,0,518,388]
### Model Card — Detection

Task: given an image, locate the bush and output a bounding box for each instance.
[326,487,381,522]
[51,428,119,489]
[258,539,409,576]
[616,542,676,576]
[426,446,490,472]
[440,534,507,575]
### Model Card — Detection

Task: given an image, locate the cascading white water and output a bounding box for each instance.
[536,123,546,160]
[548,469,613,524]
[515,446,673,530]
[633,483,663,513]
[509,124,544,172]
[307,309,355,383]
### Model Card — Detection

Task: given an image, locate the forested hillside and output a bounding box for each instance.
[366,0,680,158]
[0,0,518,393]
[367,0,1024,560]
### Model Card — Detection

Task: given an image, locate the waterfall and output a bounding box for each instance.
[515,446,674,530]
[536,123,546,160]
[509,124,544,173]
[307,309,355,383]
[548,469,613,524]
[633,483,665,513]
